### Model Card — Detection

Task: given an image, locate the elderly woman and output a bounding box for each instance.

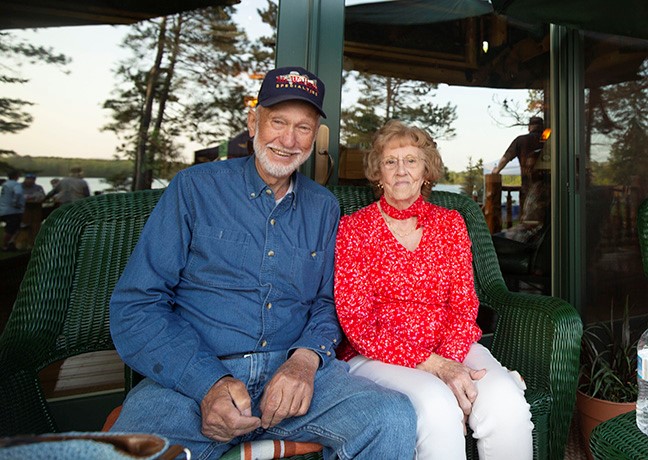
[334,120,533,459]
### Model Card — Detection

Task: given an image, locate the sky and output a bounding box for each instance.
[0,0,530,174]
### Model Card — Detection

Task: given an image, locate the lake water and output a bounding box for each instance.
[32,177,516,206]
[36,177,168,195]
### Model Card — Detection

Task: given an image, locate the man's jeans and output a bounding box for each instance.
[112,351,417,459]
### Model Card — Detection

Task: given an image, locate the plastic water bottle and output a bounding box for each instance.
[637,329,648,435]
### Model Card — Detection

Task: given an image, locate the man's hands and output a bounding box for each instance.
[200,349,319,441]
[200,376,261,442]
[416,353,486,419]
[259,348,319,429]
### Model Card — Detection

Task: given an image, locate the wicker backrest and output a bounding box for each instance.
[639,198,648,278]
[0,190,163,436]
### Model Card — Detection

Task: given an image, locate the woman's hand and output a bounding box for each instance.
[416,353,486,418]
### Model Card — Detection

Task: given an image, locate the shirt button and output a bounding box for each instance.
[270,219,276,225]
[320,345,326,350]
[250,192,256,198]
[261,340,267,347]
[311,252,317,258]
[333,339,337,343]
[266,302,272,309]
[265,189,272,195]
[326,351,332,356]
[267,250,275,257]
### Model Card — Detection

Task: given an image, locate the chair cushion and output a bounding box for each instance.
[102,406,122,432]
[220,440,323,460]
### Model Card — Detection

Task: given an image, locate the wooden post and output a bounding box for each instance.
[484,174,502,234]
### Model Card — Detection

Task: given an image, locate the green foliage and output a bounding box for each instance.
[102,2,277,189]
[488,90,545,129]
[579,297,639,403]
[0,31,70,161]
[608,118,648,185]
[341,72,457,147]
[460,157,484,201]
[6,155,132,178]
[587,60,648,186]
[3,155,188,181]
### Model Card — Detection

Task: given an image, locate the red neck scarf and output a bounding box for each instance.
[379,195,425,220]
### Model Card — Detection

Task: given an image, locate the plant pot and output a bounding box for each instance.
[576,390,636,459]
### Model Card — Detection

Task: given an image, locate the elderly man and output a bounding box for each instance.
[110,67,416,459]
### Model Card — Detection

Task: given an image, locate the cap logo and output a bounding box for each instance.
[275,71,320,97]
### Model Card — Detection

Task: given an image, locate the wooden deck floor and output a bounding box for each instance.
[39,350,125,399]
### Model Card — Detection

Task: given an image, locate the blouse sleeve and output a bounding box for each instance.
[434,211,482,362]
[334,213,432,367]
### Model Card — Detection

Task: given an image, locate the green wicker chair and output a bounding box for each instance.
[0,190,163,436]
[0,186,582,460]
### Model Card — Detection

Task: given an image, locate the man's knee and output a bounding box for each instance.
[367,389,417,438]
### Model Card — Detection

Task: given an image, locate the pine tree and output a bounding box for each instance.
[341,72,457,148]
[102,3,268,189]
[0,31,69,169]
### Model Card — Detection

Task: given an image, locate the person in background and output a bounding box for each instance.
[0,170,25,251]
[493,116,549,244]
[44,166,90,205]
[492,116,545,212]
[18,173,46,249]
[335,120,533,459]
[109,67,417,459]
[22,173,45,203]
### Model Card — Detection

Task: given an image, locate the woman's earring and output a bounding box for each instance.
[423,180,431,186]
[377,182,384,189]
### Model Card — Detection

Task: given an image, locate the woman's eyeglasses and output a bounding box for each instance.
[381,156,423,170]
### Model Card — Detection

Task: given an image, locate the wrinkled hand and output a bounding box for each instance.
[200,376,261,442]
[259,348,319,429]
[416,353,486,418]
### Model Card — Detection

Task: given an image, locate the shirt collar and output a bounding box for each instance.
[244,154,301,208]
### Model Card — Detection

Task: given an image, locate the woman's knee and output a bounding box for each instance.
[471,371,532,434]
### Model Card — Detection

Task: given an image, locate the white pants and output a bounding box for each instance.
[348,343,533,460]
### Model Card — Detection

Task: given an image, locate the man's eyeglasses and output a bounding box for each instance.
[381,156,423,170]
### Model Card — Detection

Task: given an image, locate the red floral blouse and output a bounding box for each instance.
[334,200,482,367]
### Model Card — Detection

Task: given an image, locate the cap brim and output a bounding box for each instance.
[259,95,327,118]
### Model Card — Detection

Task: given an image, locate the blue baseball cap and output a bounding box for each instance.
[257,66,326,118]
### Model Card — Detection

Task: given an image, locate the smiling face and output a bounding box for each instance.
[379,142,426,209]
[248,101,319,181]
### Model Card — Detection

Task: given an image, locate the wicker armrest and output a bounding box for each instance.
[484,285,582,459]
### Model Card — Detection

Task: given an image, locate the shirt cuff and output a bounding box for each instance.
[176,356,233,404]
[289,336,339,368]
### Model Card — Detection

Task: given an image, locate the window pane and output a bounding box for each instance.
[583,32,648,323]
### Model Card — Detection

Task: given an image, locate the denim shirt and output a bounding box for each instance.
[110,156,342,404]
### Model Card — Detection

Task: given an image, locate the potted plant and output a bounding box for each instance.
[577,296,638,458]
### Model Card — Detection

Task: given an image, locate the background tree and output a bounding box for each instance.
[488,89,545,129]
[460,157,484,202]
[586,60,648,188]
[103,1,274,190]
[341,72,457,148]
[0,32,69,171]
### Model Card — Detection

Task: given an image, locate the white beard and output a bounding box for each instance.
[253,135,313,178]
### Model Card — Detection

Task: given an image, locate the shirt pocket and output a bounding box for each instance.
[289,246,325,300]
[186,225,250,287]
